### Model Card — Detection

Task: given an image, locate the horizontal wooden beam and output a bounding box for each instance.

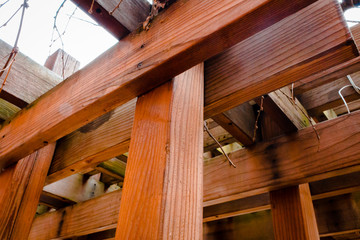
[212,103,256,146]
[29,190,121,239]
[293,24,360,95]
[95,0,150,32]
[30,176,360,239]
[71,0,130,39]
[0,0,340,169]
[299,71,360,116]
[204,0,357,118]
[43,0,358,184]
[204,109,360,206]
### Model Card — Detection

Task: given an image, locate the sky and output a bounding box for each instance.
[0,0,359,69]
[0,0,118,67]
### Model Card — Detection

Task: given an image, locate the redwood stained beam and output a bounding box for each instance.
[270,184,320,240]
[255,95,298,135]
[341,0,360,11]
[29,189,122,240]
[204,0,357,118]
[0,143,56,239]
[204,109,360,206]
[298,72,360,117]
[0,0,323,168]
[95,0,150,32]
[212,103,256,146]
[29,180,360,239]
[293,24,360,95]
[71,0,130,39]
[45,0,358,184]
[115,64,203,239]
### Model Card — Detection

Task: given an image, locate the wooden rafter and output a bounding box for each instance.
[0,0,326,169]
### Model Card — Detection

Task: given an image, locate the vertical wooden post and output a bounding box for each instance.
[115,64,204,239]
[0,144,56,239]
[0,49,79,239]
[270,184,320,240]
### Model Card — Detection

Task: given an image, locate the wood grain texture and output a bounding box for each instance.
[42,0,354,185]
[96,0,150,31]
[270,184,320,240]
[0,143,55,240]
[333,98,360,115]
[29,190,122,240]
[0,98,20,120]
[47,99,135,184]
[115,64,204,239]
[204,0,357,118]
[204,109,360,206]
[255,95,298,137]
[0,0,318,168]
[294,24,360,94]
[44,49,80,79]
[299,71,360,116]
[71,0,130,39]
[269,87,311,130]
[212,103,255,146]
[21,0,356,185]
[29,178,360,239]
[0,39,62,107]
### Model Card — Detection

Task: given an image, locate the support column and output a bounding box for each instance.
[0,49,79,239]
[270,184,320,240]
[0,143,56,239]
[115,64,204,239]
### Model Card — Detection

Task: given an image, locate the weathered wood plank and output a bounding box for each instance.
[0,98,20,120]
[269,87,312,130]
[0,143,56,239]
[46,0,357,184]
[45,49,80,79]
[212,103,255,146]
[270,184,320,239]
[0,0,322,168]
[115,64,203,239]
[0,39,62,107]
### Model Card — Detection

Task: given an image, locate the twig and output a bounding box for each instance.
[0,0,10,9]
[0,0,28,94]
[88,0,95,14]
[253,96,264,142]
[109,0,124,15]
[0,54,16,92]
[49,0,67,79]
[347,20,360,23]
[0,4,22,29]
[66,14,99,26]
[204,121,236,168]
